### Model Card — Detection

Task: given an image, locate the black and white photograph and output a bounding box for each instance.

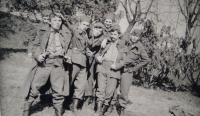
[0,0,200,116]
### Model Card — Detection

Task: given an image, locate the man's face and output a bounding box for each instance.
[104,19,113,28]
[50,16,62,30]
[93,26,103,37]
[43,16,50,24]
[79,21,90,31]
[110,30,120,42]
[130,35,139,43]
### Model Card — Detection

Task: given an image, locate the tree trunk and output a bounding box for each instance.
[125,22,136,33]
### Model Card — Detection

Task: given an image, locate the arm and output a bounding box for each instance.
[32,30,43,61]
[114,47,129,70]
[132,45,150,72]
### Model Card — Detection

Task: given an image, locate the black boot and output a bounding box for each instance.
[54,105,63,116]
[72,99,79,115]
[105,105,114,115]
[22,102,32,116]
[83,96,91,107]
[119,106,125,116]
[94,101,102,116]
[99,105,108,116]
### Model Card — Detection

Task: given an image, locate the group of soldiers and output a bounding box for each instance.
[22,7,150,116]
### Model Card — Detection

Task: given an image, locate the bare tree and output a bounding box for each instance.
[176,0,200,41]
[120,0,154,33]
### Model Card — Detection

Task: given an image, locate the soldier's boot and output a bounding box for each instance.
[22,102,32,116]
[119,107,125,116]
[93,101,102,116]
[99,105,108,116]
[54,105,63,116]
[90,97,96,109]
[83,96,91,107]
[72,99,79,115]
[105,105,114,115]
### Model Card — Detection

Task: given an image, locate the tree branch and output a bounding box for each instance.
[177,0,187,19]
[191,0,200,17]
[142,0,154,19]
[133,0,139,20]
[120,0,132,23]
[128,0,135,16]
[191,7,200,27]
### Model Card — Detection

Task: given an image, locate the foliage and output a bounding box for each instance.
[0,12,16,38]
[131,19,200,95]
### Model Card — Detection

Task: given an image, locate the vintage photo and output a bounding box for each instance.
[0,0,199,116]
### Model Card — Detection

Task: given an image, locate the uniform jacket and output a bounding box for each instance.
[115,41,150,73]
[22,24,72,99]
[95,39,126,79]
[67,26,89,67]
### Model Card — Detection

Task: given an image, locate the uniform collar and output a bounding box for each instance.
[40,24,71,34]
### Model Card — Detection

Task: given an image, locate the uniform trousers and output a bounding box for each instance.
[71,63,87,100]
[28,63,65,106]
[85,57,97,97]
[118,71,133,108]
[96,60,118,106]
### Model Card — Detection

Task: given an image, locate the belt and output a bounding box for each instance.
[48,55,64,59]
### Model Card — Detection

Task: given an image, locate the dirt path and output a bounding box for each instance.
[0,53,200,116]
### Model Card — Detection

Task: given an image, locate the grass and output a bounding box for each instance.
[0,52,200,116]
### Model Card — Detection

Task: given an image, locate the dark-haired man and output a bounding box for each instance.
[113,29,150,116]
[84,22,106,107]
[67,15,91,114]
[94,25,125,116]
[22,13,72,116]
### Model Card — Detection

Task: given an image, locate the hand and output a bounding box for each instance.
[111,63,116,70]
[97,56,103,63]
[101,39,107,48]
[38,54,45,63]
[87,50,94,57]
[54,12,65,20]
[64,55,72,64]
[28,53,33,58]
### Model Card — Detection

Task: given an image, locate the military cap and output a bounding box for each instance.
[80,15,91,23]
[93,22,105,29]
[131,29,142,36]
[103,13,115,21]
[41,9,52,16]
[110,24,121,33]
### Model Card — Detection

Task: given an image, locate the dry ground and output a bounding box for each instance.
[0,52,200,116]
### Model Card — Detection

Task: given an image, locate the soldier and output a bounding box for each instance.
[100,13,115,48]
[27,9,52,58]
[94,25,125,116]
[113,29,150,116]
[84,22,106,107]
[22,13,72,116]
[67,15,91,115]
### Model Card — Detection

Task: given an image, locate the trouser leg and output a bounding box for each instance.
[29,66,52,103]
[96,72,107,102]
[119,72,133,108]
[50,66,65,105]
[73,64,87,100]
[71,64,81,86]
[85,58,96,96]
[104,77,118,106]
[110,83,119,105]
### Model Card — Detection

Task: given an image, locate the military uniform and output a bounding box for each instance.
[94,25,126,116]
[84,23,106,98]
[68,26,89,99]
[22,22,72,116]
[116,31,150,115]
[67,16,91,115]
